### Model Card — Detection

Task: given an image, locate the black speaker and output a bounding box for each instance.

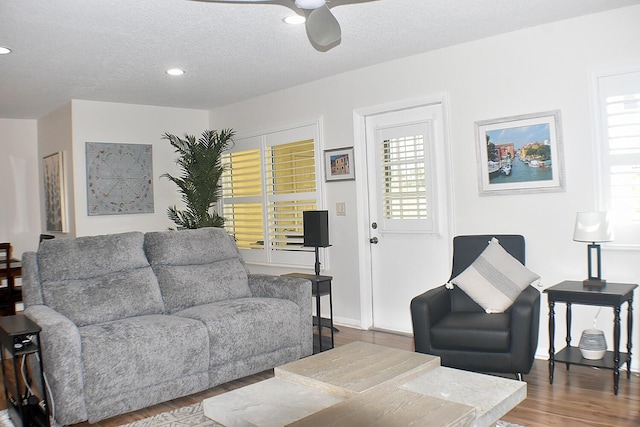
[303,210,330,247]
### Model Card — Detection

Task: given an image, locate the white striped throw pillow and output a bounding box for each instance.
[448,237,540,313]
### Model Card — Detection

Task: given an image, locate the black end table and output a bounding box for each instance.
[544,280,637,395]
[282,273,335,353]
[0,314,50,426]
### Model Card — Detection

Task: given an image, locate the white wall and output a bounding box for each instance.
[68,100,209,236]
[0,118,40,256]
[39,103,74,237]
[210,6,640,368]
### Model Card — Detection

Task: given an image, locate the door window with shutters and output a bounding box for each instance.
[375,121,436,234]
[221,123,321,266]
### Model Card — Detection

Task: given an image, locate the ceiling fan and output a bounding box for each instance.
[196,0,374,52]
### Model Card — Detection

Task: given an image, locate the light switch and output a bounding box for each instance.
[336,202,346,216]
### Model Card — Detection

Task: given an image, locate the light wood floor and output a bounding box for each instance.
[4,326,640,426]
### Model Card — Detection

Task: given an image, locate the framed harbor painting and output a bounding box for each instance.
[475,110,565,196]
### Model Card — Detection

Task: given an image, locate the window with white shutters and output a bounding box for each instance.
[221,123,320,265]
[376,121,435,233]
[596,69,640,247]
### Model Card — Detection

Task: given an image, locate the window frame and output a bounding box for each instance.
[592,66,640,250]
[221,120,326,267]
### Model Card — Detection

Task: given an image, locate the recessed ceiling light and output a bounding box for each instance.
[0,47,12,55]
[283,14,306,25]
[166,68,185,76]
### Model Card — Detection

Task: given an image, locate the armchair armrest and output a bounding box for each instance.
[410,285,452,354]
[248,274,313,357]
[508,285,541,372]
[25,305,88,426]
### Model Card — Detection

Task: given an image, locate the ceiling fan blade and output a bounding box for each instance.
[305,5,341,51]
[192,0,281,4]
[326,0,378,5]
[195,0,273,2]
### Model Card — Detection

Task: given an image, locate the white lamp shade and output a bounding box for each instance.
[573,212,614,243]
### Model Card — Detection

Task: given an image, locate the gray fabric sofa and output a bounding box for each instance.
[21,227,313,425]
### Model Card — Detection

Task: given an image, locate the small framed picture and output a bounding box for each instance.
[475,110,565,196]
[324,147,355,182]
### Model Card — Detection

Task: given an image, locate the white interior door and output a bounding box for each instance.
[364,103,452,333]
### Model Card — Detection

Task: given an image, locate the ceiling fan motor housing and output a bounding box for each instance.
[295,0,326,10]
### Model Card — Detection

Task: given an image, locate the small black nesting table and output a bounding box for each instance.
[282,273,335,353]
[0,314,50,426]
[544,280,637,395]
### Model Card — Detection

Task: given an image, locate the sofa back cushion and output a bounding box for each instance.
[37,232,165,327]
[144,228,251,313]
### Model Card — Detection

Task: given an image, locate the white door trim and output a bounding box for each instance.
[352,93,455,329]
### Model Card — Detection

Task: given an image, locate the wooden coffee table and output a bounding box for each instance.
[203,341,525,427]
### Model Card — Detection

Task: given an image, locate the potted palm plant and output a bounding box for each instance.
[162,129,235,229]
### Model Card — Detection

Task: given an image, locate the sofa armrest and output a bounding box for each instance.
[248,274,313,357]
[21,251,44,307]
[509,285,541,371]
[410,285,452,354]
[25,305,88,426]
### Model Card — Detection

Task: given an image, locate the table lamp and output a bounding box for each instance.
[573,211,613,288]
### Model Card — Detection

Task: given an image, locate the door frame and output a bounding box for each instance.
[352,93,455,330]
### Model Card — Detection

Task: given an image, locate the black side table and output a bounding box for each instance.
[0,314,50,426]
[282,273,335,353]
[544,280,637,395]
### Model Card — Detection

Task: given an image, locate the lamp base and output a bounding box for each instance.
[583,279,606,288]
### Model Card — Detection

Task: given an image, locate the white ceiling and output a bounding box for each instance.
[1,0,638,119]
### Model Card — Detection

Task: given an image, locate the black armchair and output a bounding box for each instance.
[410,235,540,380]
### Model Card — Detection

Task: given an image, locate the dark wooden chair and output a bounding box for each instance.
[0,243,22,316]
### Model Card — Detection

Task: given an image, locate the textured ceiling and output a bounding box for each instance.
[1,0,638,119]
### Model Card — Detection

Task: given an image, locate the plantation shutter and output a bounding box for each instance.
[222,124,320,265]
[221,141,263,250]
[376,121,435,232]
[267,139,317,253]
[596,70,640,247]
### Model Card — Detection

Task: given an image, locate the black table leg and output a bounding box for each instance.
[565,302,572,370]
[627,298,634,378]
[328,281,335,348]
[613,305,621,395]
[548,300,555,384]
[316,289,323,352]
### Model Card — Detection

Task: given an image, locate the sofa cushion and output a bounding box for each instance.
[174,297,301,367]
[37,232,165,326]
[144,228,251,313]
[448,237,540,313]
[431,312,511,352]
[79,314,209,419]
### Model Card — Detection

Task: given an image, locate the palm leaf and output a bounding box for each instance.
[162,129,235,229]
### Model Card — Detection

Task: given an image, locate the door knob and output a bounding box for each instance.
[370,237,378,244]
